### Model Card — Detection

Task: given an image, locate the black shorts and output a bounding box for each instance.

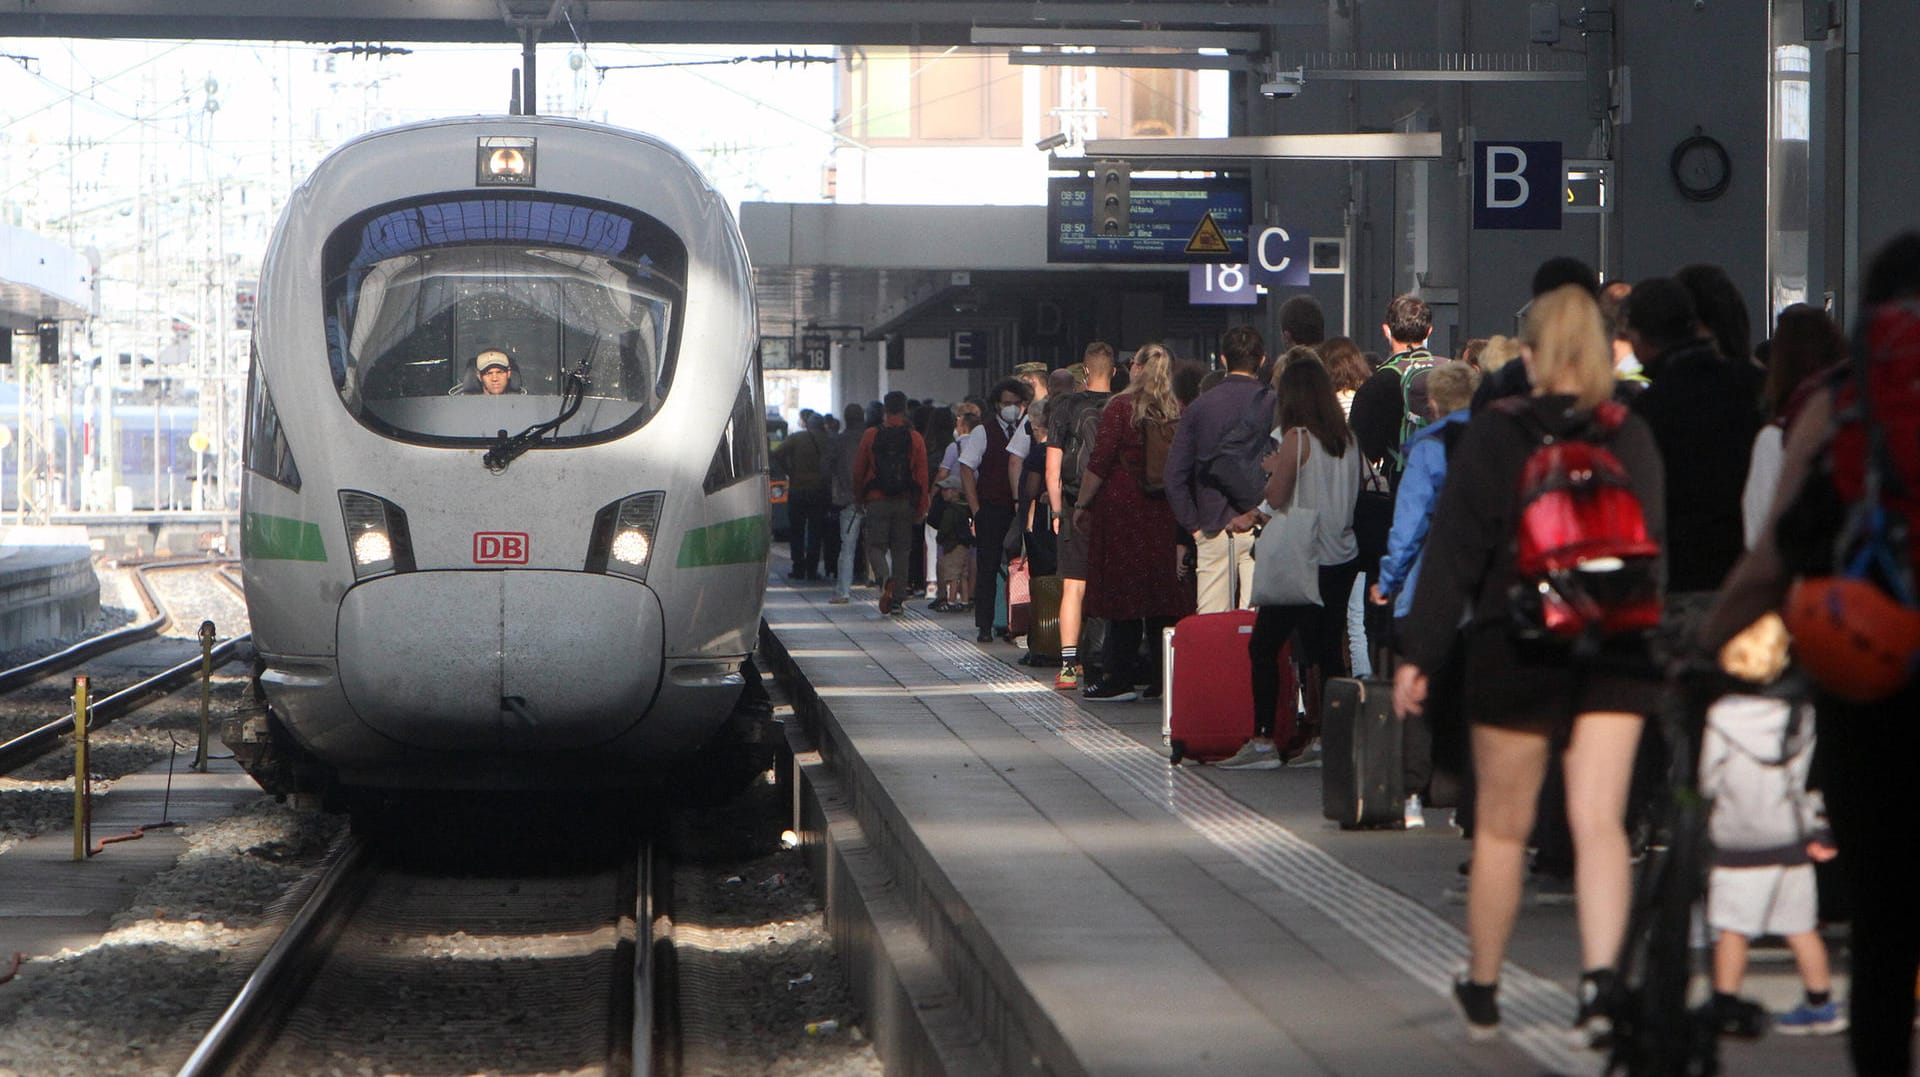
[1057,506,1092,581]
[1463,623,1662,730]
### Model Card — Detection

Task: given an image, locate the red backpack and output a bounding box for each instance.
[1499,399,1662,650]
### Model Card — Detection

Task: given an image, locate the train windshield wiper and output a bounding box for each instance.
[483,364,591,473]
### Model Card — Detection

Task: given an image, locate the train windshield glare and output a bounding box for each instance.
[320,195,686,446]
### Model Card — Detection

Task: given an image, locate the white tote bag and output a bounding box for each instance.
[1250,431,1323,607]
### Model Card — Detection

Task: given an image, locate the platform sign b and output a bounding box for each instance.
[1474,141,1562,230]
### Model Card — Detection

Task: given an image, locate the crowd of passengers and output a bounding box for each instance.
[770,234,1920,1075]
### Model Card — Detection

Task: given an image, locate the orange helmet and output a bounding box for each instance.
[1783,576,1920,703]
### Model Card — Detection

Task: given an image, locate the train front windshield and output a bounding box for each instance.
[320,194,687,446]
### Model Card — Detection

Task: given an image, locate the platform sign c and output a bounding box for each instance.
[1250,226,1310,288]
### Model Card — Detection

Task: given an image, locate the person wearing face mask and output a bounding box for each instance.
[962,377,1033,643]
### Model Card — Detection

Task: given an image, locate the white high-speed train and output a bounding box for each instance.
[234,116,770,799]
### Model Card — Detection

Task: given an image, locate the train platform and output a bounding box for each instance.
[0,755,262,966]
[763,577,1852,1076]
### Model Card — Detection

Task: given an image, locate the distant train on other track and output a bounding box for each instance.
[234,115,771,802]
[0,386,207,512]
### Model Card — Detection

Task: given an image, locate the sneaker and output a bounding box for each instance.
[1774,1000,1846,1036]
[1403,793,1426,829]
[1571,970,1617,1049]
[928,599,950,613]
[1215,740,1281,770]
[1530,873,1576,907]
[1081,681,1139,703]
[828,595,851,605]
[1708,994,1770,1039]
[1054,665,1082,691]
[977,629,994,643]
[1444,860,1472,904]
[1452,977,1500,1042]
[1141,683,1163,701]
[1285,738,1323,768]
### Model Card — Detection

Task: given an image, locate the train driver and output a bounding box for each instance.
[450,348,526,395]
[475,349,516,394]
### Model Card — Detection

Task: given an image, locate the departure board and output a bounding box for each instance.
[1047,176,1252,264]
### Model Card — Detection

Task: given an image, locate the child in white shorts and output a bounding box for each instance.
[1700,694,1845,1038]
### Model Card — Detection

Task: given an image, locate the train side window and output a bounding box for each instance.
[703,364,767,494]
[245,348,302,491]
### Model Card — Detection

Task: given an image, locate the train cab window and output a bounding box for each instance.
[320,194,686,447]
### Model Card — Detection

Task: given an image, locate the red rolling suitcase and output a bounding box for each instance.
[1163,610,1297,765]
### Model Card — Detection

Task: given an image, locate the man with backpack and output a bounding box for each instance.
[1351,294,1437,485]
[1165,325,1270,612]
[1045,342,1116,688]
[852,390,930,616]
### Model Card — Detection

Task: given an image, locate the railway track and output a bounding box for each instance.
[0,559,253,777]
[179,829,663,1077]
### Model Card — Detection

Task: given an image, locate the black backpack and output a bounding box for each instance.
[1057,391,1108,499]
[868,424,917,498]
[1201,387,1277,512]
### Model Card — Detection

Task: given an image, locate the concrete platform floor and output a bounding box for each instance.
[765,571,1853,1076]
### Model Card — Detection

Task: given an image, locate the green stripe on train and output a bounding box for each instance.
[676,515,769,568]
[243,512,328,562]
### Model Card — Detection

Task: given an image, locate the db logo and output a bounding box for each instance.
[473,532,529,564]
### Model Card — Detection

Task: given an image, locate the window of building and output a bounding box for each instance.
[841,47,1197,145]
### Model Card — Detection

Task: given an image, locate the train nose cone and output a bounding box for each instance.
[334,571,663,751]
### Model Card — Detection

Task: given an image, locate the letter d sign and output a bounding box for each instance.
[1474,140,1561,230]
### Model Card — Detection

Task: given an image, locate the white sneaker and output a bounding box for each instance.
[1404,793,1426,829]
[1215,740,1281,770]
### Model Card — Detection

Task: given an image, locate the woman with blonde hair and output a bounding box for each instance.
[1071,342,1194,700]
[1392,284,1666,1046]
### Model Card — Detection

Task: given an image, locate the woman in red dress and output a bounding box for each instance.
[1071,343,1195,701]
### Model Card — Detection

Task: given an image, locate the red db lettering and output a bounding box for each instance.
[473,532,530,564]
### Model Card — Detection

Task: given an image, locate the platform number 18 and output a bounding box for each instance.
[1189,263,1257,306]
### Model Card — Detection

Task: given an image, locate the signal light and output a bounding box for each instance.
[1095,163,1130,238]
[37,320,59,364]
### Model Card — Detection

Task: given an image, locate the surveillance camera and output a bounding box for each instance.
[1034,131,1071,152]
[1260,67,1304,99]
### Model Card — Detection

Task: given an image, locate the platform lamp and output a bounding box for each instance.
[36,320,59,364]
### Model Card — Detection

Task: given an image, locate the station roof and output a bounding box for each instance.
[745,203,1173,341]
[0,1,1318,47]
[0,226,92,331]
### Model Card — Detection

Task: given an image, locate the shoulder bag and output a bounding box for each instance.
[1352,450,1393,571]
[1251,431,1324,607]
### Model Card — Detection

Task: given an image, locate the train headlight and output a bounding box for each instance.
[338,490,415,580]
[476,136,536,186]
[586,492,664,581]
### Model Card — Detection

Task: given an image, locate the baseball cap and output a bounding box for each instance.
[1012,361,1049,377]
[476,350,511,373]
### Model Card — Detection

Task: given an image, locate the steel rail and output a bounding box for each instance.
[175,835,373,1077]
[0,633,252,774]
[0,557,232,693]
[631,839,658,1077]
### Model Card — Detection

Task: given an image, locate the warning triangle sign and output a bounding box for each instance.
[1184,211,1233,256]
